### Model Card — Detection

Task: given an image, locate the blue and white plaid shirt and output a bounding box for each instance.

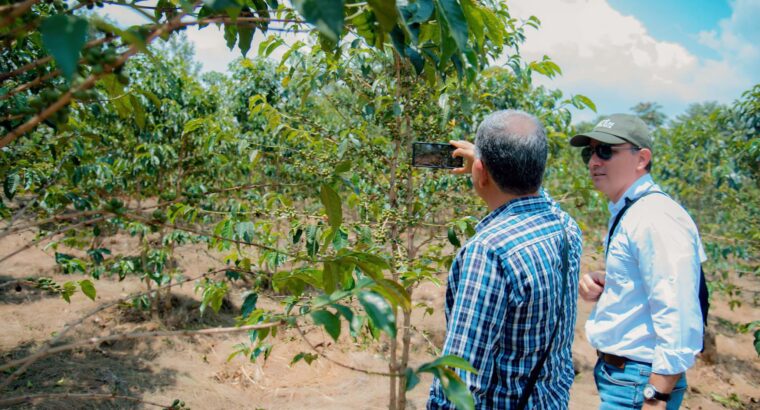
[428,190,582,409]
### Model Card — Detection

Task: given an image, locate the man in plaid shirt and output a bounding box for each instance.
[428,110,582,409]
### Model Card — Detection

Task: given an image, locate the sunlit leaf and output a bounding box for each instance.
[320,184,342,229]
[358,291,396,337]
[434,0,469,53]
[78,280,96,301]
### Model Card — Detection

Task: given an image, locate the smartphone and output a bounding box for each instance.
[412,142,464,169]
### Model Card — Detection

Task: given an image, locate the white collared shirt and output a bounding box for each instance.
[585,174,706,375]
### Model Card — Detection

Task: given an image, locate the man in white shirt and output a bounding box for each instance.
[570,114,706,410]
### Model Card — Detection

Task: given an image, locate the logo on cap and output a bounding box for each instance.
[596,119,615,129]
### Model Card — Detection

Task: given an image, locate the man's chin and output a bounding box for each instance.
[591,180,608,195]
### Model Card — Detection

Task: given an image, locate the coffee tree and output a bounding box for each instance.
[1,0,600,408]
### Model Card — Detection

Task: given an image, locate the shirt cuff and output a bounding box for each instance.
[652,346,699,375]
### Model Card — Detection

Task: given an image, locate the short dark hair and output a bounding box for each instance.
[475,110,547,195]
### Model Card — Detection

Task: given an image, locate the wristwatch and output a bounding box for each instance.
[643,384,671,402]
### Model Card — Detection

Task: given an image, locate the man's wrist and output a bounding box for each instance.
[643,383,671,402]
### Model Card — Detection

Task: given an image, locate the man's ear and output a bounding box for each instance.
[637,148,652,171]
[473,159,489,188]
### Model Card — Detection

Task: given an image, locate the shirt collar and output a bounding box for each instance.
[476,189,550,232]
[608,174,657,217]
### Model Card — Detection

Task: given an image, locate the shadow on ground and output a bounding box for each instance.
[0,275,59,305]
[1,337,179,409]
[0,290,242,409]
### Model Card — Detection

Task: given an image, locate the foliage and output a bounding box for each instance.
[1,0,758,407]
[653,92,759,310]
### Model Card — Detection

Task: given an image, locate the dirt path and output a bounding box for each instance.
[1,231,758,409]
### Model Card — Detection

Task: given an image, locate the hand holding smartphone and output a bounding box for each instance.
[412,142,464,169]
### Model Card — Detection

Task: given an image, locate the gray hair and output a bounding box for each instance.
[475,110,547,195]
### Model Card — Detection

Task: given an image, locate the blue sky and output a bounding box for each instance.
[99,0,759,122]
[507,0,759,121]
[608,0,733,61]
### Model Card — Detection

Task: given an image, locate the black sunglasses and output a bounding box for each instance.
[581,144,641,164]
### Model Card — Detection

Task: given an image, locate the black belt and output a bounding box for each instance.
[597,351,630,369]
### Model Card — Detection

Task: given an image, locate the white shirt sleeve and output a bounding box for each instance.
[628,197,704,375]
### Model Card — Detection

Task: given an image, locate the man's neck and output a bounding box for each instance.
[608,172,650,204]
[486,190,539,211]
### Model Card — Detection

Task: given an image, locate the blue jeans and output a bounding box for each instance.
[594,358,687,409]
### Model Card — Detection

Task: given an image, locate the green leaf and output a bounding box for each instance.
[358,291,396,337]
[335,160,351,174]
[183,118,206,135]
[447,226,461,247]
[130,95,146,130]
[434,0,469,53]
[306,225,320,257]
[224,24,238,50]
[78,279,96,301]
[573,94,597,112]
[235,221,255,242]
[405,367,420,391]
[291,352,319,365]
[4,172,20,200]
[367,0,398,32]
[480,7,505,48]
[402,0,434,25]
[238,25,254,57]
[204,0,241,13]
[241,292,258,319]
[420,354,478,374]
[333,304,362,337]
[293,0,345,41]
[311,310,341,341]
[320,184,342,229]
[86,248,111,265]
[460,0,484,51]
[529,57,562,79]
[331,228,349,250]
[440,368,474,410]
[40,15,89,79]
[322,261,339,294]
[754,329,760,356]
[371,278,411,311]
[61,281,77,303]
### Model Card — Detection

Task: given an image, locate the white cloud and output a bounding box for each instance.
[698,0,760,72]
[507,0,759,120]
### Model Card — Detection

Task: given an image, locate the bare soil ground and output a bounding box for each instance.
[1,230,758,409]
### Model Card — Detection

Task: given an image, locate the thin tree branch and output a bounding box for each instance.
[0,68,59,102]
[0,215,107,265]
[294,320,394,377]
[0,0,40,30]
[121,211,306,260]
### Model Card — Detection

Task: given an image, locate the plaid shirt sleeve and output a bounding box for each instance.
[428,238,510,409]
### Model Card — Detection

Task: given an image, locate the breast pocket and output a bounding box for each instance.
[605,236,635,287]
